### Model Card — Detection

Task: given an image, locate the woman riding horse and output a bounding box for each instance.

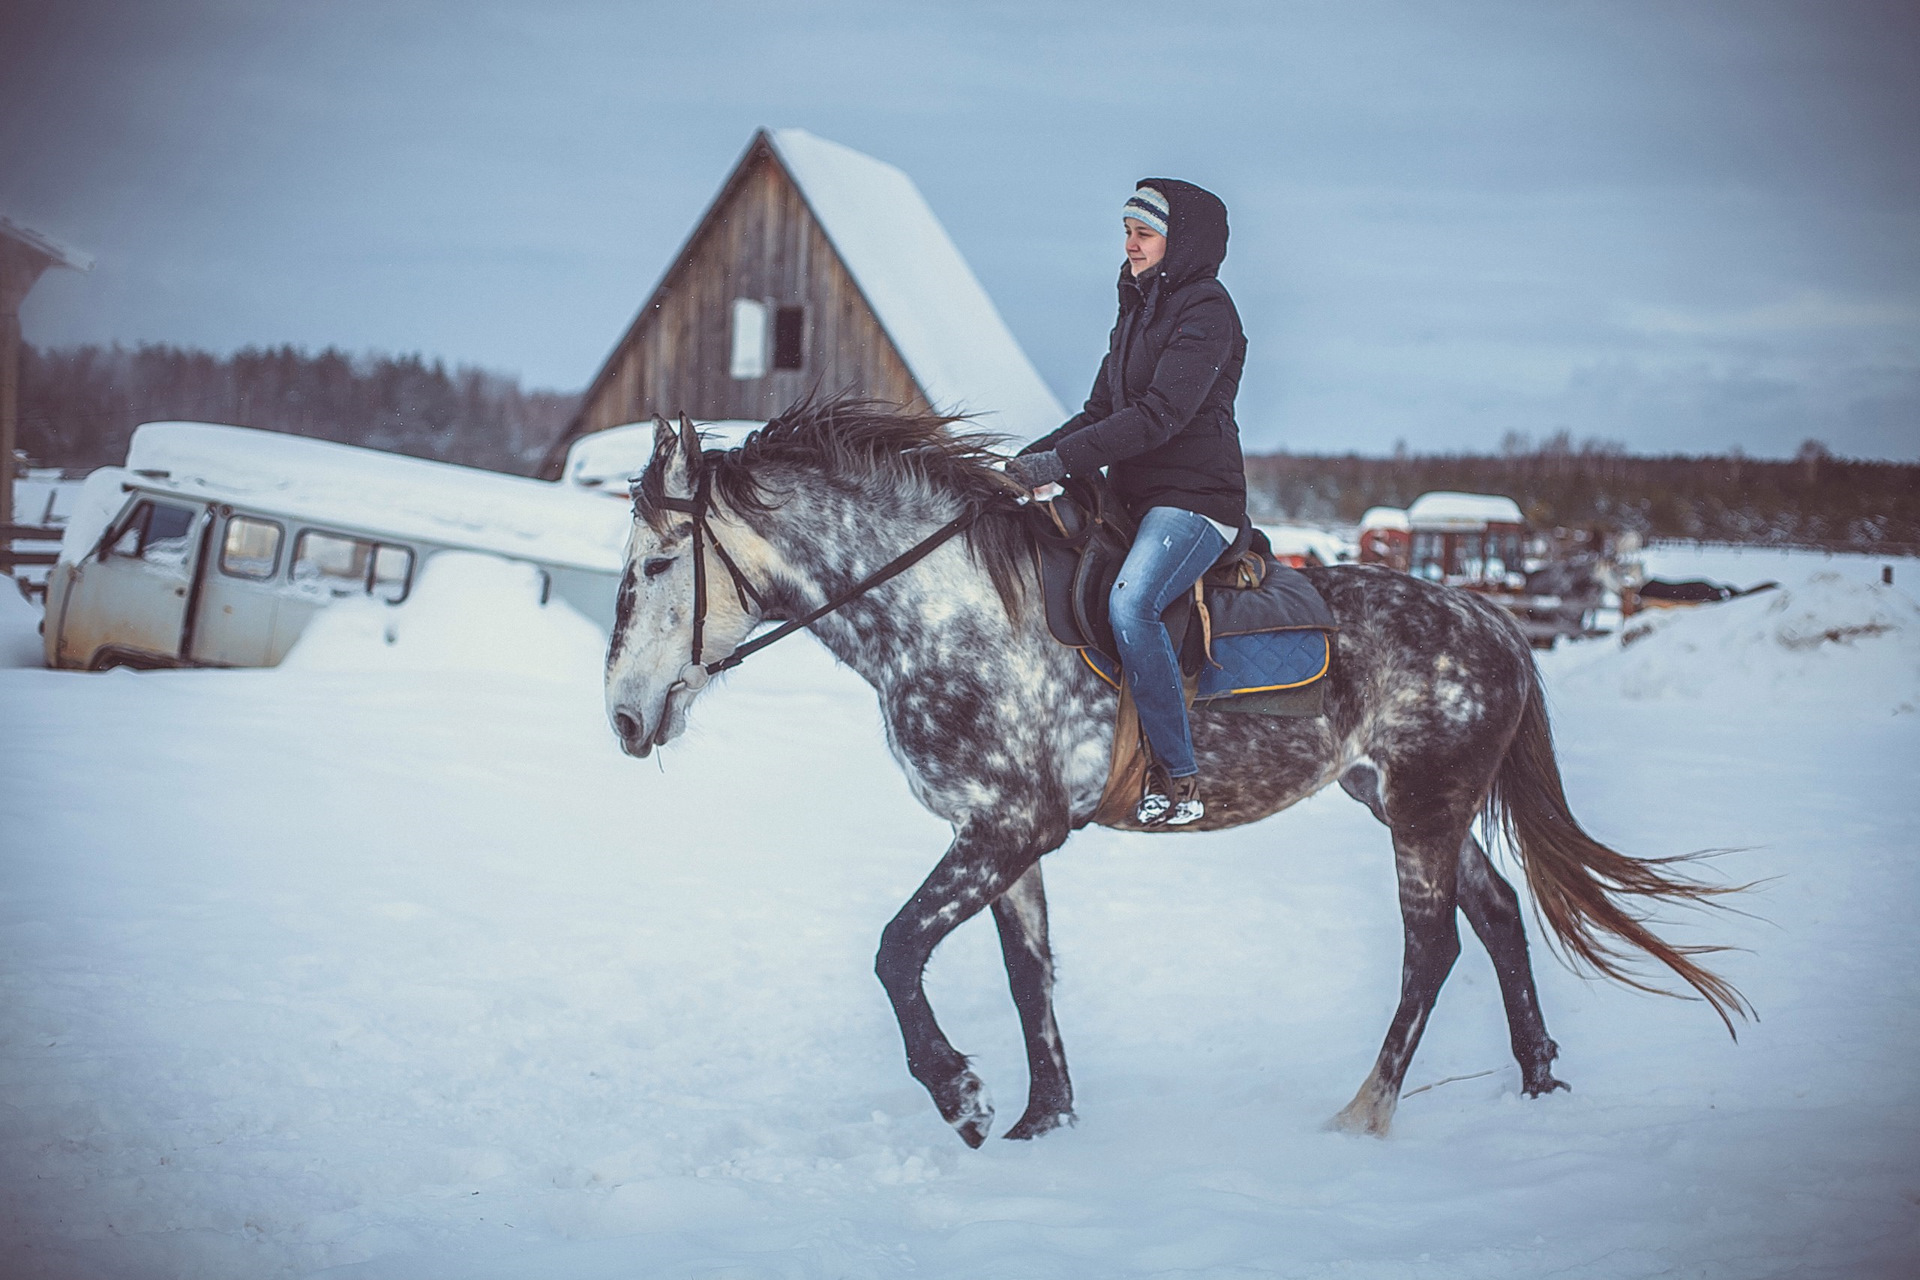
[1006,179,1248,827]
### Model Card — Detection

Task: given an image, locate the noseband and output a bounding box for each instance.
[651,469,988,683]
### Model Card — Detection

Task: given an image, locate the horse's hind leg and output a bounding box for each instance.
[1342,764,1567,1099]
[1458,836,1568,1097]
[992,863,1075,1139]
[1333,764,1464,1136]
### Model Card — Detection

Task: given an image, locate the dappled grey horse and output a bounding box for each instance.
[603,402,1744,1146]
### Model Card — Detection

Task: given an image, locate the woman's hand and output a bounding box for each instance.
[1003,450,1066,495]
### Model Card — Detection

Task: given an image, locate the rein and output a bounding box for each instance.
[655,471,986,681]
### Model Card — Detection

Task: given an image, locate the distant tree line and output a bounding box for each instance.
[18,343,578,476]
[1246,433,1920,553]
[18,345,1914,551]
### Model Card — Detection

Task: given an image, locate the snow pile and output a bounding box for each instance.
[0,587,42,668]
[1555,573,1920,710]
[282,551,607,680]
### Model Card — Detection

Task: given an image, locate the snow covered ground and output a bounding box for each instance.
[2,546,1917,1279]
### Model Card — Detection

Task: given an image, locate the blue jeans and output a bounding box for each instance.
[1110,506,1227,779]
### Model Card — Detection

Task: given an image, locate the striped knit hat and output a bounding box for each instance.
[1121,185,1170,237]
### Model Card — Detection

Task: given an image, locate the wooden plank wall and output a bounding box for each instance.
[576,147,925,438]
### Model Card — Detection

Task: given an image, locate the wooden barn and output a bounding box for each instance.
[539,129,1063,476]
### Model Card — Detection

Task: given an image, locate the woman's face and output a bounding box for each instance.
[1124,220,1166,277]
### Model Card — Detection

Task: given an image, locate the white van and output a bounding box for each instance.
[43,422,632,670]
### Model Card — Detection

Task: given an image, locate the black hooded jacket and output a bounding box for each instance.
[1022,178,1249,528]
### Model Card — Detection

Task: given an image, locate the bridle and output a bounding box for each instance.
[650,466,986,690]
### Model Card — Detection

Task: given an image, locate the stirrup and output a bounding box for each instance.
[1136,765,1173,825]
[1165,775,1205,826]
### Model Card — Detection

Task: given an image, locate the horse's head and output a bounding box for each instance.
[604,416,766,757]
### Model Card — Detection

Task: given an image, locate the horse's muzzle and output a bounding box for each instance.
[612,709,652,757]
[611,670,705,757]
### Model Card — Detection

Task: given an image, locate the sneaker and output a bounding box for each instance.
[1165,775,1205,826]
[1136,765,1173,825]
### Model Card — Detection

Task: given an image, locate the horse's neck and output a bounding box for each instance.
[761,491,1015,692]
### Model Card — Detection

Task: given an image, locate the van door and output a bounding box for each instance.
[51,495,210,668]
[188,511,288,667]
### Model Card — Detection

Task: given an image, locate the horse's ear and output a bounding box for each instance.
[678,414,704,481]
[649,414,687,491]
[640,414,693,511]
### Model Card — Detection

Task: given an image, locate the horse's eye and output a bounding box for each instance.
[643,556,675,579]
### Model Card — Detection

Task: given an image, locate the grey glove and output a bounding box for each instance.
[1003,450,1067,490]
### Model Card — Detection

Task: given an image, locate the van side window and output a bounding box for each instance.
[291,530,416,602]
[219,515,284,580]
[371,544,413,603]
[109,500,198,566]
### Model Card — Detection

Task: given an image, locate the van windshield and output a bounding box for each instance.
[110,500,199,568]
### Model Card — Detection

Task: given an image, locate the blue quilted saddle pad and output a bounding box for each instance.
[1080,628,1330,704]
[1194,629,1330,703]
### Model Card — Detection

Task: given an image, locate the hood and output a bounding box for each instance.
[1137,177,1228,289]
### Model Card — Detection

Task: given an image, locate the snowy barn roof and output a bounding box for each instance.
[765,129,1065,439]
[122,423,631,572]
[1406,491,1525,530]
[0,215,93,272]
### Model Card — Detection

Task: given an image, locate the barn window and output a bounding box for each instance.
[729,298,769,380]
[773,307,805,370]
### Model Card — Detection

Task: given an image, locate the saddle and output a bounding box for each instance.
[1025,475,1335,829]
[1027,475,1335,717]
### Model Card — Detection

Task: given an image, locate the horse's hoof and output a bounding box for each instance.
[935,1069,994,1148]
[1003,1107,1076,1140]
[1327,1109,1392,1138]
[1521,1039,1568,1097]
[1328,1087,1395,1137]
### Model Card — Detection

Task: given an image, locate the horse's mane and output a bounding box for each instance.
[638,396,1033,616]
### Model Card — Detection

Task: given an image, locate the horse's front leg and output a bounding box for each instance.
[992,862,1075,1139]
[875,819,1058,1147]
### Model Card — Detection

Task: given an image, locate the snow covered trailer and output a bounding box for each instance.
[1357,505,1411,571]
[42,422,631,671]
[1361,491,1607,647]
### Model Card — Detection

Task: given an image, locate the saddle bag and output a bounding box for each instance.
[1190,561,1334,714]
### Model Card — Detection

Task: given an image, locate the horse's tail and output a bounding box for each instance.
[1488,677,1751,1036]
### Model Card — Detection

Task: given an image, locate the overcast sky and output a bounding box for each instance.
[3,0,1916,459]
